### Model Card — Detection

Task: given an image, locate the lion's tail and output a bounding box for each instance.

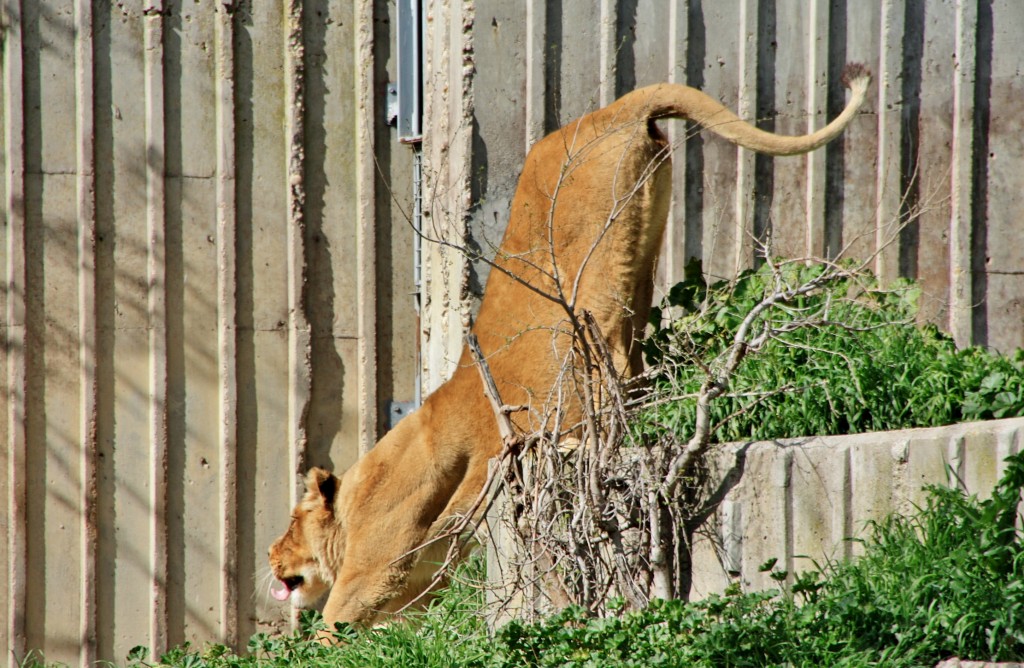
[610,63,871,156]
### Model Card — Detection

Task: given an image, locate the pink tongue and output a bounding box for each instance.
[270,580,291,602]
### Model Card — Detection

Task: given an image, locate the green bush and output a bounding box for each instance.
[638,260,1024,444]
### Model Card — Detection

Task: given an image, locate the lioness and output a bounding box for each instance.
[269,65,871,633]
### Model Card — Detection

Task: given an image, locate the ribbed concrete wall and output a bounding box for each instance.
[690,417,1024,598]
[1,1,418,665]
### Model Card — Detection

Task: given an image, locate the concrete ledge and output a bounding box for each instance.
[690,417,1024,598]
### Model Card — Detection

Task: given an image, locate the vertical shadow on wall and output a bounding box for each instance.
[161,1,187,648]
[683,0,705,263]
[682,445,751,600]
[752,0,777,265]
[21,0,47,650]
[92,0,117,659]
[615,0,637,97]
[897,1,924,279]
[466,116,488,304]
[824,0,848,260]
[232,0,258,646]
[672,0,708,592]
[373,0,398,438]
[303,0,343,471]
[970,0,993,345]
[544,0,563,132]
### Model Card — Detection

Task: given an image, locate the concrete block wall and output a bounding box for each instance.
[689,417,1024,598]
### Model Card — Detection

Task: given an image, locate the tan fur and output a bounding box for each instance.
[268,67,870,633]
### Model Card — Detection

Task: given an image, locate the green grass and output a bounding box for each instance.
[123,558,491,668]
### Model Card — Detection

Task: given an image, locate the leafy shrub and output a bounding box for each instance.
[638,260,1024,444]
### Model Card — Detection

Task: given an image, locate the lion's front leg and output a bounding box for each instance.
[314,559,415,642]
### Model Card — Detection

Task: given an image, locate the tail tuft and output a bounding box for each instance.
[840,62,872,89]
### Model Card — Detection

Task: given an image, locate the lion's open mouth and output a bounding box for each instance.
[270,575,304,602]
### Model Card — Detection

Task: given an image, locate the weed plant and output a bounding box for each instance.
[117,556,490,668]
[638,261,1024,444]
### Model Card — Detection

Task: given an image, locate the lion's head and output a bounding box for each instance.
[267,467,345,609]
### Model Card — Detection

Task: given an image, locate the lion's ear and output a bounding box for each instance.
[305,467,338,510]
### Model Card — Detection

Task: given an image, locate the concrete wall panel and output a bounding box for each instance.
[687,418,1024,600]
[903,431,955,511]
[371,0,417,439]
[36,175,83,663]
[790,441,850,570]
[551,1,602,127]
[467,0,528,310]
[247,330,293,634]
[737,444,790,593]
[0,24,7,654]
[693,3,743,281]
[981,1,1024,351]
[849,432,898,552]
[762,0,812,260]
[915,1,956,326]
